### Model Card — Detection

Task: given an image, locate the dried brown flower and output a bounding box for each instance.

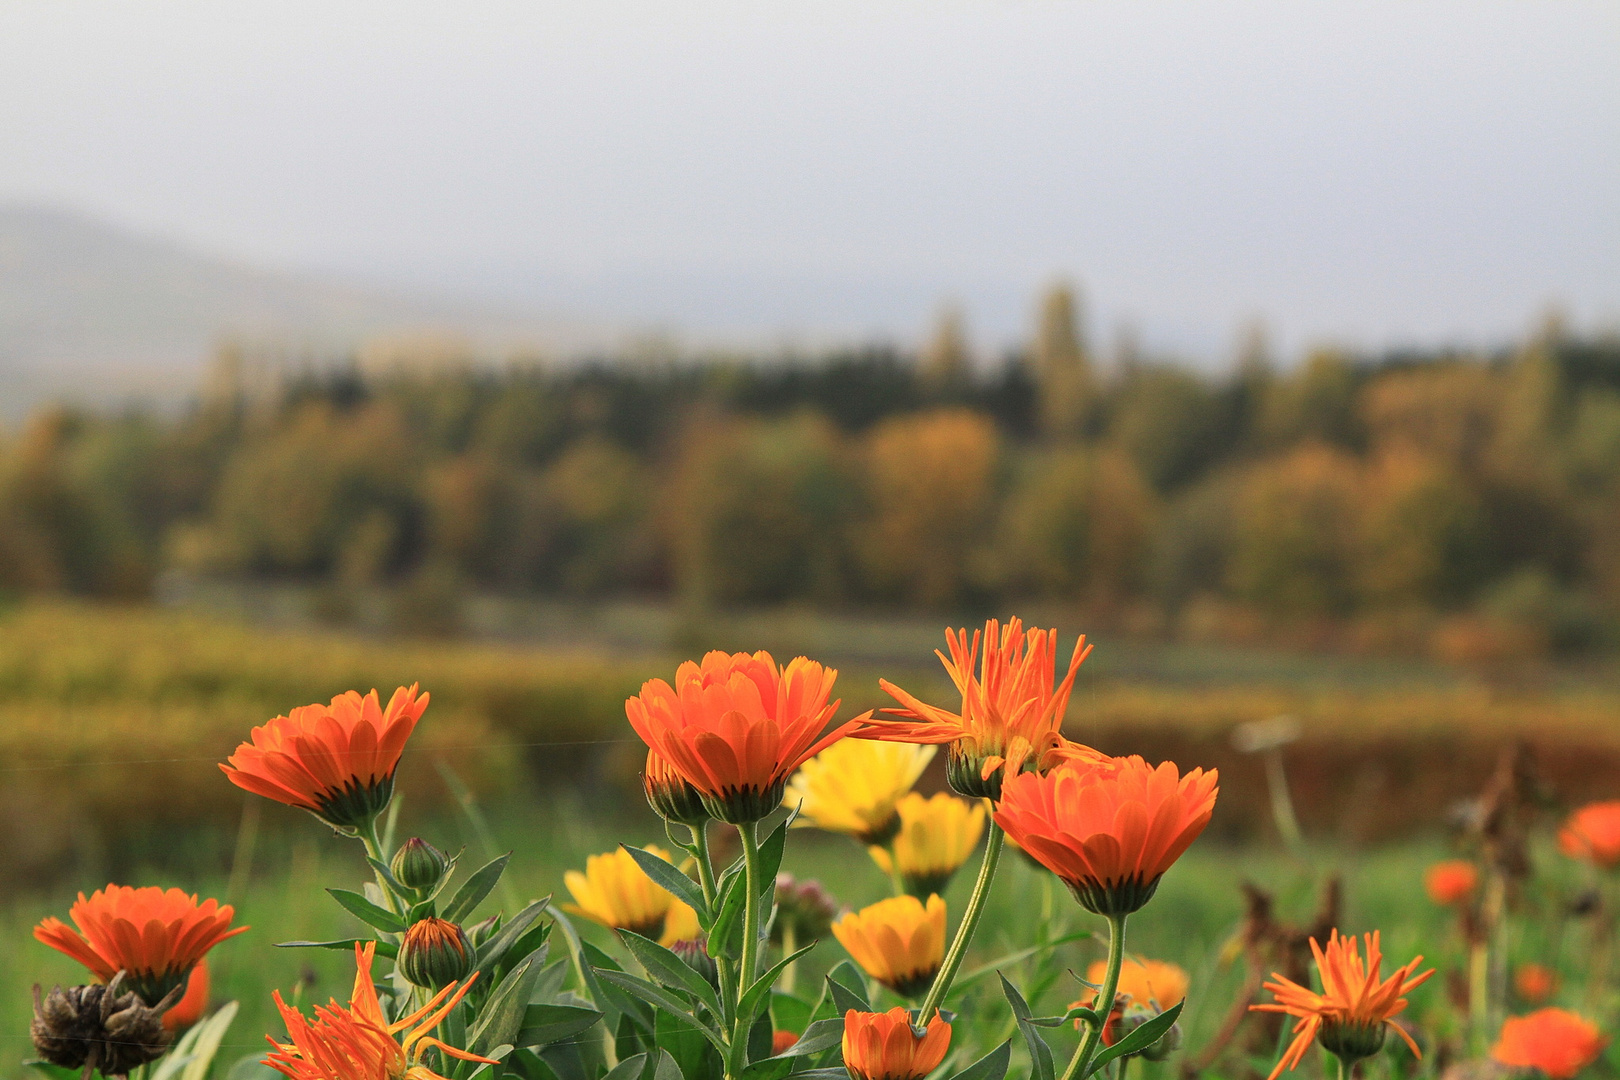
[31,972,181,1079]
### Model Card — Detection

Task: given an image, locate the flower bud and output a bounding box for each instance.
[391,838,451,892]
[669,938,719,989]
[399,918,474,989]
[644,751,709,827]
[771,874,838,945]
[1112,1005,1181,1061]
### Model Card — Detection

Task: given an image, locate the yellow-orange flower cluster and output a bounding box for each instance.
[626,651,868,822]
[222,685,429,829]
[866,618,1103,799]
[1252,930,1433,1080]
[35,885,247,1005]
[994,756,1218,915]
[265,943,494,1080]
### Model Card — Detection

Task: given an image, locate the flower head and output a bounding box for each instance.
[399,919,474,990]
[1493,1009,1606,1079]
[1559,801,1620,868]
[264,942,495,1080]
[222,685,429,829]
[994,756,1217,915]
[1424,860,1478,906]
[1514,964,1557,1006]
[772,875,839,944]
[626,651,868,822]
[644,749,710,826]
[1072,958,1188,1047]
[842,1008,950,1080]
[1251,930,1434,1080]
[866,619,1101,799]
[868,792,986,897]
[785,739,935,845]
[35,885,247,1005]
[564,846,690,941]
[163,960,210,1032]
[831,895,947,999]
[661,899,701,948]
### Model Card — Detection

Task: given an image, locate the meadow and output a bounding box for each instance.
[4,599,1617,1080]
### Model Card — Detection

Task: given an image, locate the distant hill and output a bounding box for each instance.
[0,205,613,414]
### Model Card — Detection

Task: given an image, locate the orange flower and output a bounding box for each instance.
[1493,1009,1606,1079]
[1559,801,1620,868]
[265,942,496,1080]
[866,618,1102,799]
[625,651,868,823]
[993,756,1218,915]
[772,1029,799,1056]
[1514,964,1558,1006]
[842,1008,950,1080]
[1423,860,1478,906]
[1072,958,1189,1044]
[163,959,210,1032]
[35,885,247,1005]
[222,685,429,830]
[1251,930,1433,1080]
[644,748,709,826]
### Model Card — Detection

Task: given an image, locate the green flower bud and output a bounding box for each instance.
[399,917,474,989]
[391,838,450,892]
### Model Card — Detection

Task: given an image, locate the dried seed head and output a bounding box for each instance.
[32,973,181,1079]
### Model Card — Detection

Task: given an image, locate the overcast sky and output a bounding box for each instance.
[3,1,1616,363]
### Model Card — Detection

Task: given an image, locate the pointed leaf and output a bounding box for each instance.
[753,819,789,897]
[327,889,406,933]
[779,1017,844,1057]
[825,961,870,1014]
[1000,975,1054,1080]
[618,930,722,1014]
[708,871,748,960]
[622,845,708,923]
[275,938,397,958]
[602,1053,650,1080]
[445,853,513,923]
[1084,1002,1183,1076]
[474,898,550,978]
[736,943,816,1034]
[946,1040,1012,1080]
[468,952,545,1055]
[518,1004,603,1048]
[596,970,726,1051]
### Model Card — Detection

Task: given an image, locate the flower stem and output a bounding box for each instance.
[739,821,763,988]
[1061,912,1128,1080]
[692,823,737,1027]
[916,821,1006,1021]
[359,817,401,916]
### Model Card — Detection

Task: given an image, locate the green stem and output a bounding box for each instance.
[916,822,1006,1021]
[359,817,401,916]
[1337,1054,1350,1080]
[1061,913,1128,1080]
[692,824,736,1027]
[738,821,763,989]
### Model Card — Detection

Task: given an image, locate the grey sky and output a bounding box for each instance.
[3,1,1616,363]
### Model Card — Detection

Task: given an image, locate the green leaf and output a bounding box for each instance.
[366,856,413,897]
[618,929,723,1015]
[468,951,546,1056]
[586,943,654,1032]
[327,888,406,933]
[778,1017,844,1057]
[622,845,709,923]
[517,1004,603,1048]
[24,1062,81,1080]
[474,898,550,978]
[708,870,748,960]
[738,1060,795,1080]
[650,1049,683,1080]
[595,970,726,1051]
[946,1040,1012,1080]
[736,943,816,1036]
[824,962,870,1014]
[602,1053,650,1080]
[445,853,512,923]
[225,1053,281,1080]
[753,818,790,897]
[275,937,398,959]
[1084,1002,1184,1077]
[770,990,814,1038]
[655,1009,722,1080]
[179,1001,240,1080]
[1000,975,1054,1080]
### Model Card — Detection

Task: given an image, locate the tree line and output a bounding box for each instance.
[4,288,1619,659]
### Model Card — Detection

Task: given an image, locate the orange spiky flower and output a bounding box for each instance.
[1251,930,1434,1080]
[35,885,247,1006]
[993,755,1217,915]
[626,651,868,823]
[1492,1008,1606,1080]
[842,1008,951,1080]
[865,618,1103,800]
[222,685,429,830]
[264,942,496,1080]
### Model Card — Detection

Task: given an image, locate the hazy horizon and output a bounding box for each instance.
[3,2,1617,366]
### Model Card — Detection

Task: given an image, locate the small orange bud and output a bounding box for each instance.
[1423,861,1478,906]
[399,917,474,989]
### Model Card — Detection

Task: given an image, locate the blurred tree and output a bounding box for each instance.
[1229,444,1363,616]
[1106,365,1228,491]
[1257,348,1361,450]
[1356,450,1487,608]
[919,304,973,390]
[859,409,998,606]
[1359,363,1503,475]
[1031,282,1096,440]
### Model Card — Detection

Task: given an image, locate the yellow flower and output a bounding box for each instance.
[1080,957,1189,1011]
[831,895,946,999]
[785,739,935,845]
[659,899,701,947]
[564,846,684,939]
[869,792,985,897]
